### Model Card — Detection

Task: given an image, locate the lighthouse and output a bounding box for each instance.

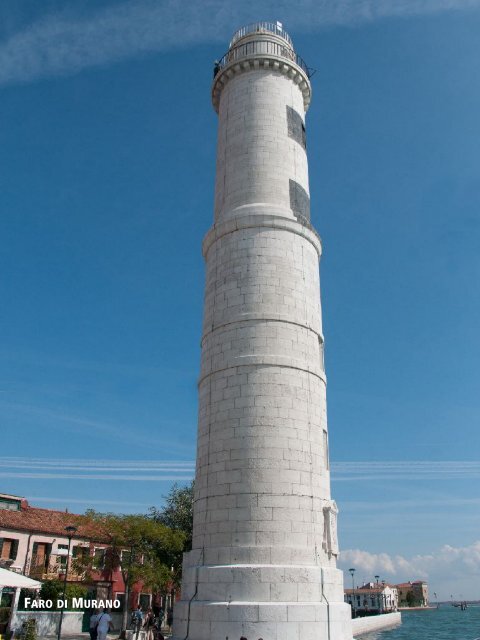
[173,22,353,640]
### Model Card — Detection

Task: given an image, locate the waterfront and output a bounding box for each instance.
[359,606,480,640]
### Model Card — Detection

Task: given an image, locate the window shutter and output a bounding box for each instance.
[11,539,19,560]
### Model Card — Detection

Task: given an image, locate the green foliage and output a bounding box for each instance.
[65,584,88,609]
[23,618,37,640]
[35,579,89,611]
[78,511,185,633]
[150,481,194,552]
[80,512,185,585]
[405,591,416,607]
[40,579,64,605]
[18,589,39,611]
[0,607,10,623]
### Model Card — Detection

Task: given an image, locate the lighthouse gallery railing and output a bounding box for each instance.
[215,39,313,79]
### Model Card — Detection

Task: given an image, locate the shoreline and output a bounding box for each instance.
[398,606,437,611]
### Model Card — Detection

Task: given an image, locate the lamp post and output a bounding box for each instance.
[57,525,77,640]
[349,568,356,618]
[375,575,380,612]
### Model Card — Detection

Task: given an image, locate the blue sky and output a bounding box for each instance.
[1,0,480,599]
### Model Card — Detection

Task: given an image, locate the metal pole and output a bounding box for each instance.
[57,526,77,640]
[349,568,356,619]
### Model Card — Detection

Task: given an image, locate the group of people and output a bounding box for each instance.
[89,605,173,640]
[131,604,174,640]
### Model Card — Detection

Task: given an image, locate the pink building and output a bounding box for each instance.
[0,493,154,612]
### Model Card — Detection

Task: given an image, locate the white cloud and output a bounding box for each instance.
[339,541,480,598]
[0,0,479,86]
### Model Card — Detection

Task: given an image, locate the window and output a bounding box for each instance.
[72,545,89,561]
[115,593,125,612]
[0,538,19,561]
[0,497,21,511]
[31,542,51,569]
[323,430,329,470]
[289,179,310,224]
[93,547,106,569]
[139,593,151,610]
[319,337,325,371]
[56,544,68,567]
[286,106,306,149]
[0,589,15,608]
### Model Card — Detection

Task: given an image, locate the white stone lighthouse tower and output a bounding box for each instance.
[173,22,352,640]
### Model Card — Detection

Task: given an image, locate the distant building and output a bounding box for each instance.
[396,581,429,607]
[0,493,154,612]
[345,582,398,616]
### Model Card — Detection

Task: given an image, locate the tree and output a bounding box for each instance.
[75,513,185,637]
[150,481,194,552]
[405,590,416,607]
[149,482,195,596]
[20,580,88,611]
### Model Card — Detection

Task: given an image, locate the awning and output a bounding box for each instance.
[0,567,42,589]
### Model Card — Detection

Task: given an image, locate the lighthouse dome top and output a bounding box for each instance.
[212,22,313,113]
[229,21,294,49]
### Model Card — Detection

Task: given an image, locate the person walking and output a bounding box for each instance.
[96,609,113,640]
[89,610,100,640]
[166,608,173,632]
[156,607,164,630]
[132,605,143,638]
[143,608,155,640]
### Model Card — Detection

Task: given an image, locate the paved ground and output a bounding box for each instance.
[37,634,172,640]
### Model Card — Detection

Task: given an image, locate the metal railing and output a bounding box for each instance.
[215,39,313,79]
[230,22,294,48]
[28,554,84,580]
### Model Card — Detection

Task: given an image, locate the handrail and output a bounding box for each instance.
[214,38,313,79]
[230,22,294,48]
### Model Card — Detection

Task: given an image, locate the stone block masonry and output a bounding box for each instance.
[172,23,353,640]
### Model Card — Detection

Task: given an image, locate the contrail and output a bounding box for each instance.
[0,0,479,86]
[1,457,478,481]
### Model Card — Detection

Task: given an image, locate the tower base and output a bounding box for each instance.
[172,550,353,640]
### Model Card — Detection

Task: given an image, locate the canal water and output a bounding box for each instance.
[359,606,480,640]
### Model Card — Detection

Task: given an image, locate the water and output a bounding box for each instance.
[359,607,480,640]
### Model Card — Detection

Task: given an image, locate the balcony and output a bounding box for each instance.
[215,37,313,80]
[229,22,294,48]
[28,554,85,581]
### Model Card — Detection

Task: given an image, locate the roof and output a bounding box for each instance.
[0,567,42,589]
[345,587,389,594]
[0,501,107,541]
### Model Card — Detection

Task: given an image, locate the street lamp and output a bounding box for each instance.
[349,568,356,618]
[57,525,78,640]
